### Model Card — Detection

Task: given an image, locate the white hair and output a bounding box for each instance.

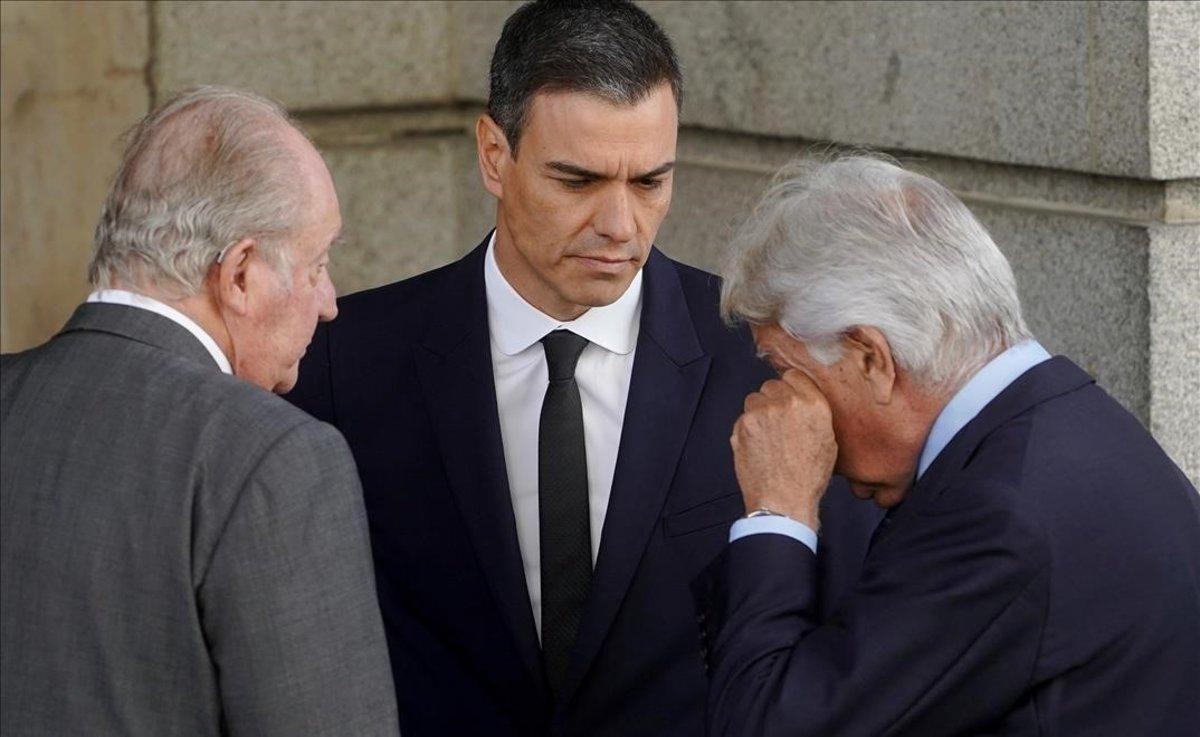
[722,152,1030,391]
[89,86,308,297]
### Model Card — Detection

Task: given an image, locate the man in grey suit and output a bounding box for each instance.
[0,87,399,736]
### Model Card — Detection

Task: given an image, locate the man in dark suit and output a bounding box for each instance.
[696,153,1200,736]
[286,2,877,735]
[1,88,398,735]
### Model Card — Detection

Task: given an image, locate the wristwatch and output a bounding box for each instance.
[744,507,786,519]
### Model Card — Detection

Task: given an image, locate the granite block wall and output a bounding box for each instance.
[2,0,1195,481]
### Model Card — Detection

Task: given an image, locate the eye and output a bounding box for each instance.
[636,178,665,191]
[557,178,592,190]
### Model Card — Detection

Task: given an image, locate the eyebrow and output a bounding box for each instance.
[317,228,344,260]
[545,160,676,181]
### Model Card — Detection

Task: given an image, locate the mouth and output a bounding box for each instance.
[569,253,636,275]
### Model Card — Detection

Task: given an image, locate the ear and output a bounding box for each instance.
[475,114,510,200]
[212,237,257,316]
[843,326,897,404]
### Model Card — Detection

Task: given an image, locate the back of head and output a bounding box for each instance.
[89,86,306,298]
[722,152,1030,391]
[487,0,682,154]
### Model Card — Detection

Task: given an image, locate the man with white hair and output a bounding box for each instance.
[694,154,1200,736]
[0,87,398,736]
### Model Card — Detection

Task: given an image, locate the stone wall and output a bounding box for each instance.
[2,1,1196,482]
[0,1,150,356]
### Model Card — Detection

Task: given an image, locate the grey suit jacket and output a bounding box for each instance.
[0,303,399,736]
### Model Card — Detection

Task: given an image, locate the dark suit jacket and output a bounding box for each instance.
[0,304,398,737]
[286,238,881,736]
[695,356,1200,737]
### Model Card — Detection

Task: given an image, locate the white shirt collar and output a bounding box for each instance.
[86,289,233,374]
[483,231,642,356]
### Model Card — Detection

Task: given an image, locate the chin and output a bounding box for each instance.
[871,488,908,509]
[272,367,301,395]
[590,269,642,300]
[847,483,875,501]
[846,480,908,509]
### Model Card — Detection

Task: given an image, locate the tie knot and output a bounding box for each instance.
[541,330,588,381]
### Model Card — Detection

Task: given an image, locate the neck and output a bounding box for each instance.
[901,375,954,451]
[112,280,234,363]
[492,220,589,322]
[873,378,953,508]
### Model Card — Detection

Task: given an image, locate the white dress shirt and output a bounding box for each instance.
[87,289,232,374]
[484,233,642,638]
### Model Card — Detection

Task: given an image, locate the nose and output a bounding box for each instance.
[318,273,338,322]
[593,185,637,244]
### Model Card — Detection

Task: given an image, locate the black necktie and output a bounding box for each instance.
[538,330,592,699]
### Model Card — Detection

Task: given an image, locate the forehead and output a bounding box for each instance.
[520,86,678,165]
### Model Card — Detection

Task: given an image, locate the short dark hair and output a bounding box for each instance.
[487,0,683,155]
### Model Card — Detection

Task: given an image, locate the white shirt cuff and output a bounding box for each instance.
[729,516,818,554]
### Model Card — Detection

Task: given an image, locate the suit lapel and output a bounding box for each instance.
[559,249,711,705]
[412,241,546,692]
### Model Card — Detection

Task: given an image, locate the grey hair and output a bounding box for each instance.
[89,86,308,297]
[722,152,1030,391]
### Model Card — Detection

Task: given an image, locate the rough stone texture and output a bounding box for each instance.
[154,1,453,110]
[645,0,1166,179]
[1148,224,1200,484]
[0,0,150,353]
[1148,1,1200,179]
[450,0,522,102]
[320,139,466,295]
[151,0,1197,179]
[982,207,1151,423]
[1165,179,1200,223]
[296,109,487,293]
[1,0,1195,485]
[674,129,1197,224]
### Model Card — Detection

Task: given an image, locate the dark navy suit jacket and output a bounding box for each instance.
[287,238,881,736]
[695,357,1200,736]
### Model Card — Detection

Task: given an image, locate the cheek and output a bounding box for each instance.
[511,172,575,223]
[827,393,877,468]
[297,289,324,332]
[510,186,589,258]
[633,192,670,247]
[271,288,316,349]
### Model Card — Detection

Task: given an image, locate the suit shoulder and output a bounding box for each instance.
[168,362,336,458]
[334,259,462,330]
[246,415,357,489]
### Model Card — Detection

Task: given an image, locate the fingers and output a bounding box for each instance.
[758,379,793,399]
[728,368,838,525]
[781,369,831,413]
[779,368,820,395]
[744,372,828,412]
